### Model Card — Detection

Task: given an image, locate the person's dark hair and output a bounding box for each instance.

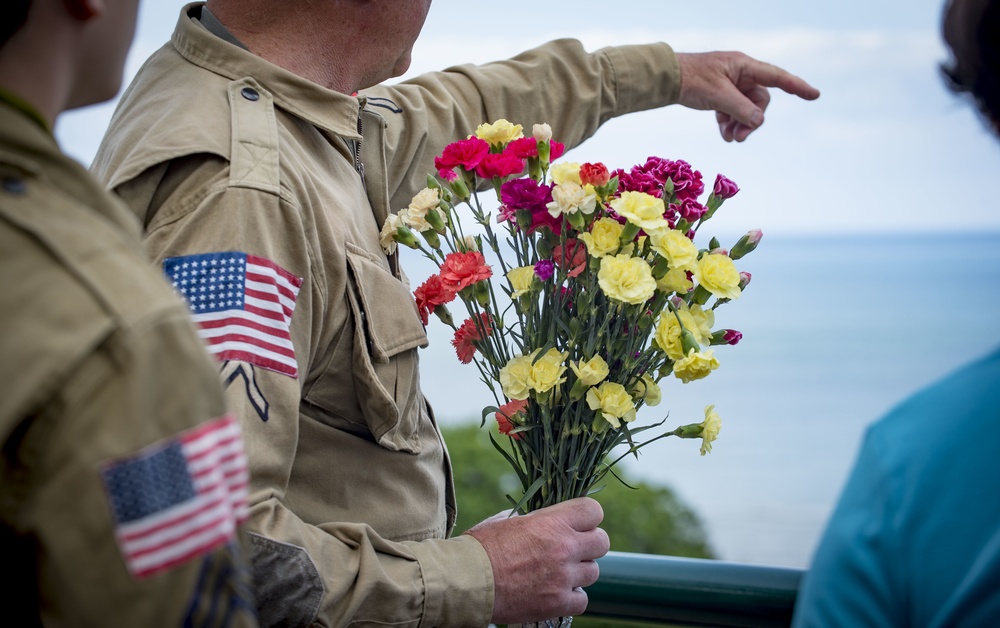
[942,0,1000,130]
[0,0,32,50]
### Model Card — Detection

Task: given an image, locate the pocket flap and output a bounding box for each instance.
[345,244,427,363]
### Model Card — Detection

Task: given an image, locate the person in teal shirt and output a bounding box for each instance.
[793,2,1000,625]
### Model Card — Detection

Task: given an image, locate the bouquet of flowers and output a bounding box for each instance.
[381,119,760,514]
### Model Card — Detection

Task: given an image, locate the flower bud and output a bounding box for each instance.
[536,237,553,259]
[427,206,447,231]
[449,174,471,202]
[710,329,743,346]
[395,224,420,249]
[533,123,553,142]
[421,229,441,250]
[515,209,534,232]
[680,328,701,355]
[730,229,763,260]
[461,235,479,252]
[674,422,705,439]
[433,304,454,327]
[474,280,491,307]
[738,272,752,291]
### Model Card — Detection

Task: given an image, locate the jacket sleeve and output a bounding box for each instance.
[116,156,494,628]
[2,306,259,627]
[366,38,681,210]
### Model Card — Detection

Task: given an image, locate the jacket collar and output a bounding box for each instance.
[172,2,363,140]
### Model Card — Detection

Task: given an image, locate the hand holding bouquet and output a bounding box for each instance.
[382,120,760,513]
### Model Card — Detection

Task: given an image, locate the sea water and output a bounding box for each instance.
[407,232,1000,568]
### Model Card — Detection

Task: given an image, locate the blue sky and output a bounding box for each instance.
[57,0,1000,237]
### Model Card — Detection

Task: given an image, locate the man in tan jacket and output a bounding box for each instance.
[93,2,819,625]
[0,0,258,625]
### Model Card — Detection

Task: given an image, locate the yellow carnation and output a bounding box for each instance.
[507,266,535,298]
[653,303,712,360]
[475,119,523,146]
[499,354,533,400]
[527,348,569,394]
[699,405,722,455]
[550,162,582,185]
[586,382,637,429]
[688,304,715,345]
[694,253,742,300]
[630,373,662,407]
[598,254,656,305]
[579,218,625,258]
[672,349,720,383]
[609,191,669,232]
[570,355,610,386]
[649,228,699,271]
[656,267,694,294]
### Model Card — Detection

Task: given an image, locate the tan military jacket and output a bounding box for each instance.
[0,101,258,626]
[91,4,681,626]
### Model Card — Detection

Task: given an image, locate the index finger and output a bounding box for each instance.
[744,60,821,101]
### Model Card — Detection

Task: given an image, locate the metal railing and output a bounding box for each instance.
[582,552,804,627]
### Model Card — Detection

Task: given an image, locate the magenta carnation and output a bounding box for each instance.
[673,198,708,222]
[534,259,555,281]
[713,174,740,199]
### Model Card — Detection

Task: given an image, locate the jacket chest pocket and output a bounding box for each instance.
[304,243,428,453]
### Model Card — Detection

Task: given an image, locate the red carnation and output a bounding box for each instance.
[496,398,528,440]
[439,251,493,293]
[579,162,610,187]
[553,239,587,278]
[413,274,457,325]
[452,313,492,364]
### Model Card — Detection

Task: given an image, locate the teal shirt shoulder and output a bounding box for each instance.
[793,347,1000,627]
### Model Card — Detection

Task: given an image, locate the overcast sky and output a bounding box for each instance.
[57,0,1000,236]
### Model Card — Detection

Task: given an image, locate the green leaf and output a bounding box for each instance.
[480,405,499,428]
[510,475,547,515]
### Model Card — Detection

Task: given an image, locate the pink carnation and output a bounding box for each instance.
[475,152,525,179]
[434,138,490,173]
[506,137,539,159]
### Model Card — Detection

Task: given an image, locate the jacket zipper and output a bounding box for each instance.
[354,113,365,185]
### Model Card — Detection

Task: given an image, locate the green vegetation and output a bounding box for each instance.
[443,423,714,627]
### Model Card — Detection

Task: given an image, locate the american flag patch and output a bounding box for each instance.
[101,414,250,579]
[164,251,303,377]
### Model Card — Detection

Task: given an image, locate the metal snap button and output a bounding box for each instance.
[241,87,260,102]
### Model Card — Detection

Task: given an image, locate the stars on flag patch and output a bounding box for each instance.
[100,414,250,579]
[163,252,303,378]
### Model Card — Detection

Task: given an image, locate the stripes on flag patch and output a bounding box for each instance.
[101,414,250,579]
[164,251,303,377]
